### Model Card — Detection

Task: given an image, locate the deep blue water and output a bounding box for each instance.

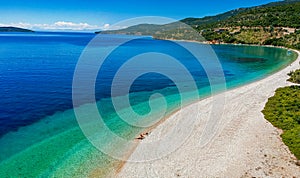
[0,32,297,137]
[0,32,94,135]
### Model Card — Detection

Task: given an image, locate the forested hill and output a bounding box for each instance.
[179,8,247,27]
[197,0,300,29]
[97,0,300,49]
[183,0,300,28]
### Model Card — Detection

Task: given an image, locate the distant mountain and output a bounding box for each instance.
[96,8,247,37]
[0,27,34,32]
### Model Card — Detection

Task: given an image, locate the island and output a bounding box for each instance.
[0,27,34,32]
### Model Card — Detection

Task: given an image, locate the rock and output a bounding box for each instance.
[255,166,262,171]
[295,160,300,166]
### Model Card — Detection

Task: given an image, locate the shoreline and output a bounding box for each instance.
[156,36,296,50]
[115,48,300,177]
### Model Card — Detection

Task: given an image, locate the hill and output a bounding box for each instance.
[199,0,300,48]
[201,0,300,28]
[0,27,34,32]
[97,0,300,49]
[180,8,247,26]
[185,0,300,28]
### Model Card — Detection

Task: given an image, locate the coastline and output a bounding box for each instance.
[115,49,300,177]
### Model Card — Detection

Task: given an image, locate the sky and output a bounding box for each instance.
[0,0,280,31]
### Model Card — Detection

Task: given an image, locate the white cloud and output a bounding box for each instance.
[0,21,109,31]
[100,25,129,31]
[52,21,99,30]
[103,23,110,29]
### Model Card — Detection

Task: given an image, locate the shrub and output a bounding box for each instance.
[262,85,300,159]
[288,69,300,84]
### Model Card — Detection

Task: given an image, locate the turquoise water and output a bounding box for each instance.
[0,32,297,177]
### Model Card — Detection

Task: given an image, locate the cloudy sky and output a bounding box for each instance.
[0,0,278,31]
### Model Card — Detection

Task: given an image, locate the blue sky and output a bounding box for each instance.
[0,0,279,31]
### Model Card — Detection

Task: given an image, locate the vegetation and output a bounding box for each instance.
[0,27,34,32]
[288,69,300,84]
[180,8,247,26]
[197,0,300,48]
[262,85,300,159]
[199,0,300,49]
[263,57,300,160]
[203,1,300,28]
[200,27,300,49]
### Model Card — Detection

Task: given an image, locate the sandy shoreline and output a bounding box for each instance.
[115,49,300,177]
